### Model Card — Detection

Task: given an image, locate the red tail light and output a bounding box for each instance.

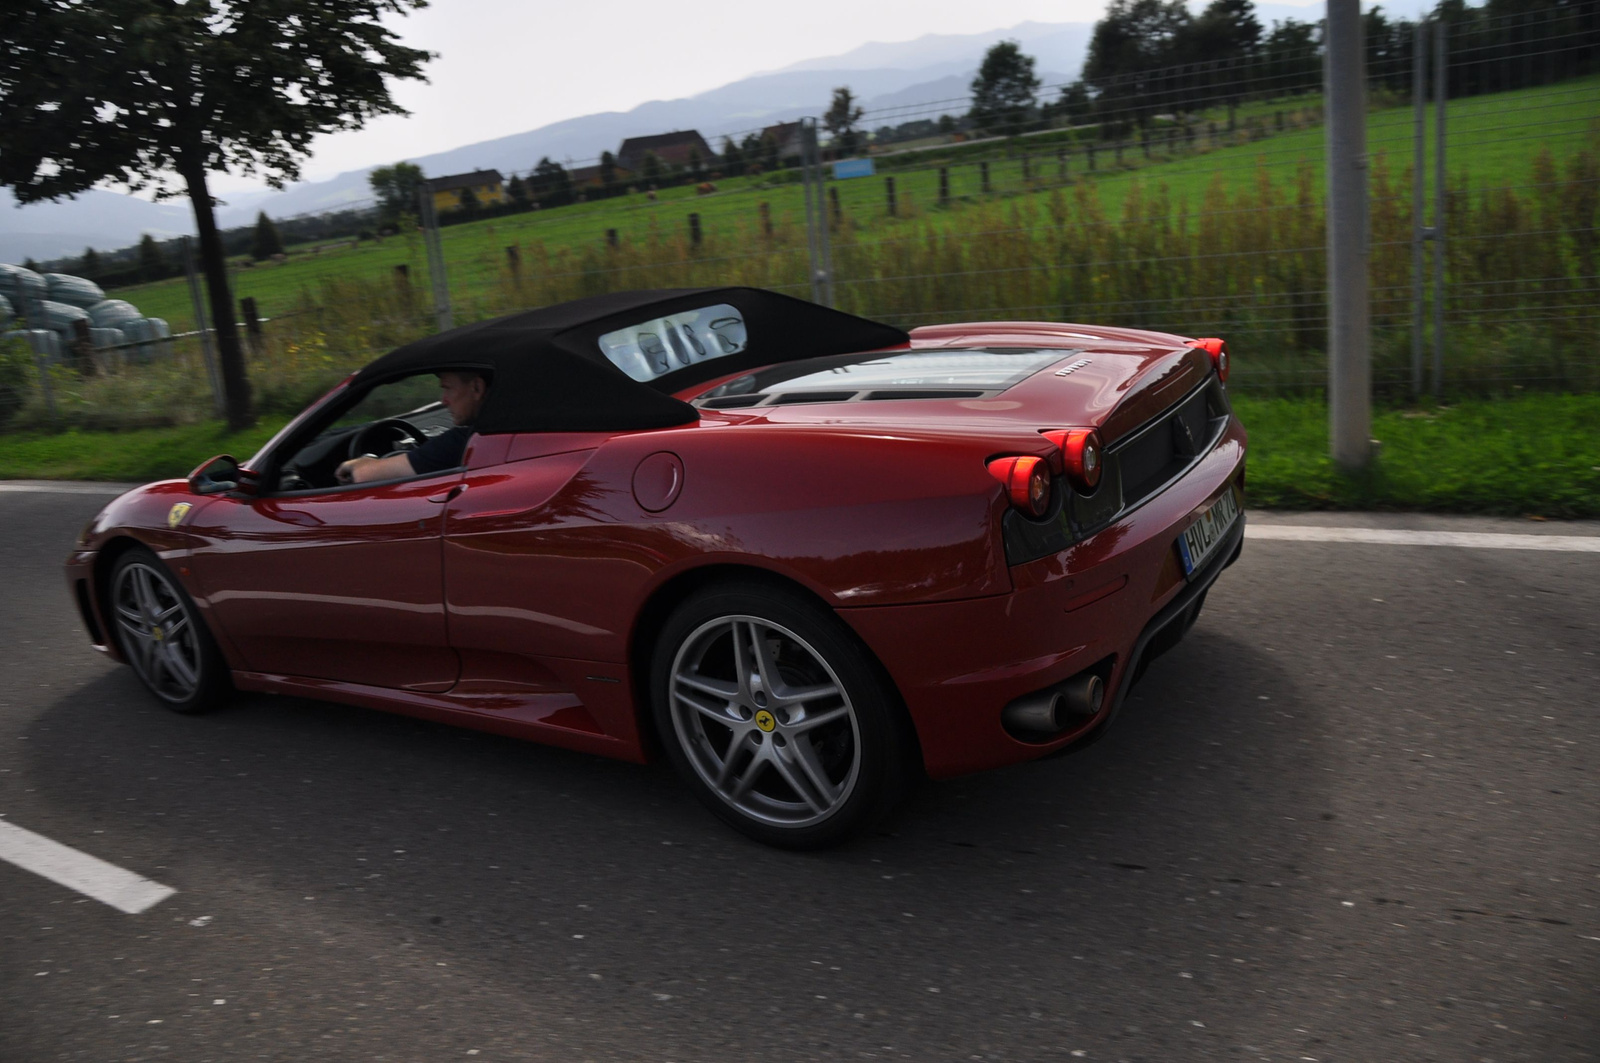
[987,455,1051,517]
[1042,429,1103,491]
[1188,337,1229,383]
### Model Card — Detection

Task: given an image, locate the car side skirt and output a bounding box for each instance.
[230,670,650,764]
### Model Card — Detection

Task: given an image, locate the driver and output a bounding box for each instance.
[335,368,489,485]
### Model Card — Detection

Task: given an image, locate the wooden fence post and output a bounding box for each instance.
[938,167,949,205]
[829,186,841,227]
[980,160,991,193]
[759,202,772,237]
[240,296,262,355]
[885,177,896,218]
[688,213,702,246]
[606,228,619,248]
[505,245,522,284]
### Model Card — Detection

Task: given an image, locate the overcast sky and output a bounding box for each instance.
[216,0,1334,194]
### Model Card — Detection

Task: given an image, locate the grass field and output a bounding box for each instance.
[103,76,1600,331]
[4,393,1596,518]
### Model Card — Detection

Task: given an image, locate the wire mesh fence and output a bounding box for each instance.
[1,6,1596,433]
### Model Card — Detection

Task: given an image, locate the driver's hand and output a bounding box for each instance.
[335,459,358,484]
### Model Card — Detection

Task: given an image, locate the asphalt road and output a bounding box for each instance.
[2,485,1595,1062]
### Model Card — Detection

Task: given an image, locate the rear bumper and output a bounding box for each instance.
[840,417,1246,779]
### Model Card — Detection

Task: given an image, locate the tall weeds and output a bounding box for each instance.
[4,148,1595,432]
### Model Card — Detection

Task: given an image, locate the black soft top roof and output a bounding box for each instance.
[352,287,909,434]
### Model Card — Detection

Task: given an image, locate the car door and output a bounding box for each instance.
[440,432,617,693]
[190,469,464,692]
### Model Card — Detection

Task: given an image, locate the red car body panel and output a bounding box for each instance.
[65,320,1246,780]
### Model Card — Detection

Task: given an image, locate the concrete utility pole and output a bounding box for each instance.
[1324,0,1371,470]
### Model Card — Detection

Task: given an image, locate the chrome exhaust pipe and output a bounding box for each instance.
[1002,673,1106,736]
[1061,673,1105,718]
[1002,690,1067,734]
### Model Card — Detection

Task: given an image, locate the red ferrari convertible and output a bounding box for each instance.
[66,287,1245,847]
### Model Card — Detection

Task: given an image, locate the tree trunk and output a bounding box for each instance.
[179,159,253,431]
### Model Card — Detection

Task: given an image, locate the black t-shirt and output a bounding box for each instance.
[407,424,473,475]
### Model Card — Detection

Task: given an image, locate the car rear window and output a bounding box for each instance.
[699,347,1069,403]
[598,303,748,381]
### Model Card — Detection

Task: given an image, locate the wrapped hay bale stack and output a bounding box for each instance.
[87,298,143,329]
[121,317,173,364]
[0,264,49,315]
[90,326,125,350]
[38,299,91,341]
[0,293,12,330]
[44,273,106,309]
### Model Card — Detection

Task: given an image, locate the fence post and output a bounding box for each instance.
[606,228,619,248]
[1021,154,1031,182]
[798,117,835,307]
[980,160,990,193]
[393,264,414,312]
[1432,22,1447,400]
[1325,0,1371,470]
[758,203,772,237]
[938,167,949,205]
[829,186,841,228]
[1058,149,1067,180]
[505,245,522,285]
[1411,20,1427,399]
[415,186,452,332]
[181,235,227,420]
[885,176,896,217]
[688,213,702,246]
[1088,142,1096,171]
[240,296,263,356]
[69,319,96,376]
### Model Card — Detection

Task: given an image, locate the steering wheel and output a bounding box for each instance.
[348,417,424,459]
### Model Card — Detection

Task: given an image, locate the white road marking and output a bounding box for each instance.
[1247,525,1600,552]
[0,819,175,914]
[0,482,133,495]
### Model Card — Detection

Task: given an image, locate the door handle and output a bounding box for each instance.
[427,484,467,504]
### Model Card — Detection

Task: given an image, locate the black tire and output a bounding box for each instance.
[650,580,912,849]
[108,546,231,714]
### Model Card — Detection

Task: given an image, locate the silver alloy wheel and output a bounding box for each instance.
[669,615,862,829]
[113,561,202,703]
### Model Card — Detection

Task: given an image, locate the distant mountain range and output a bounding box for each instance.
[0,5,1322,262]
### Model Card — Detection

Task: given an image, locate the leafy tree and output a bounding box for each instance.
[370,161,427,222]
[937,114,959,135]
[1082,0,1193,131]
[506,174,529,208]
[530,157,573,206]
[824,86,865,156]
[456,185,480,215]
[641,151,664,186]
[761,133,781,173]
[0,0,432,430]
[968,41,1042,137]
[1188,0,1262,61]
[1058,80,1093,123]
[720,136,744,177]
[22,258,40,273]
[599,150,619,193]
[79,246,102,277]
[251,211,284,260]
[138,234,168,280]
[687,146,705,180]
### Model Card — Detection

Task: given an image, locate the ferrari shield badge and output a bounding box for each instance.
[167,502,193,529]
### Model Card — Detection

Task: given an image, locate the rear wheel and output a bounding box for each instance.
[109,546,230,714]
[651,582,910,849]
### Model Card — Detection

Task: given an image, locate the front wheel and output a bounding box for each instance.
[109,546,230,714]
[651,582,912,849]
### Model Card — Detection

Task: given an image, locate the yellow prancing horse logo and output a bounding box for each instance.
[167,502,193,529]
[754,710,777,733]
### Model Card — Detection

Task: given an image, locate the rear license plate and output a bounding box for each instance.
[1176,488,1240,577]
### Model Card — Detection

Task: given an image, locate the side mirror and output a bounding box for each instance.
[188,454,259,498]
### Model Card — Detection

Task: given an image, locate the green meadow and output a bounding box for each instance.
[105,76,1599,332]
